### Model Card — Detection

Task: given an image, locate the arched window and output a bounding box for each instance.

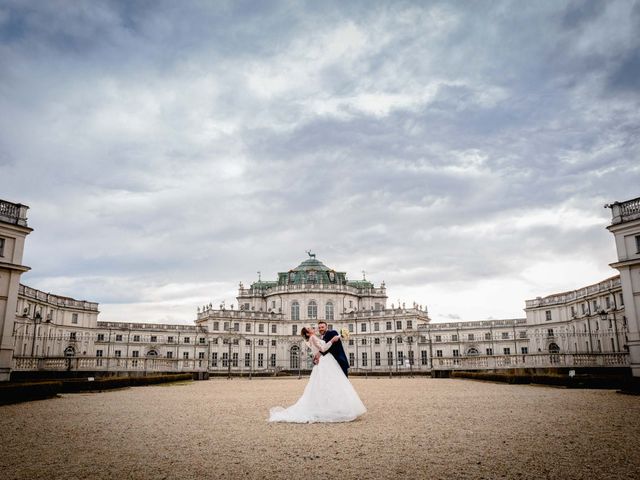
[147,350,158,357]
[64,346,75,357]
[290,345,300,369]
[325,302,334,321]
[466,347,479,356]
[291,301,300,321]
[549,343,560,353]
[307,300,317,319]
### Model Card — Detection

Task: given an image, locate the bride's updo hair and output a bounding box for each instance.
[300,327,311,340]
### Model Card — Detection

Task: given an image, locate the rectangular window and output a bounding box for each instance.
[271,324,277,334]
[0,237,5,257]
[349,352,355,366]
[484,332,491,340]
[348,323,354,333]
[133,335,140,342]
[222,352,229,367]
[375,352,381,366]
[233,353,238,367]
[258,339,264,346]
[451,334,458,342]
[167,336,174,343]
[386,337,392,345]
[245,339,251,346]
[421,350,428,365]
[132,351,139,358]
[270,354,276,367]
[605,296,611,309]
[407,320,412,329]
[397,351,404,364]
[198,352,205,359]
[96,349,103,357]
[271,339,276,347]
[213,322,219,330]
[619,294,624,306]
[386,321,392,330]
[486,348,493,355]
[361,338,367,345]
[97,333,105,342]
[211,352,217,366]
[348,339,354,346]
[361,323,367,332]
[271,301,276,308]
[234,322,240,332]
[243,303,250,311]
[374,302,382,311]
[245,323,251,332]
[70,332,76,340]
[503,347,511,355]
[519,331,527,338]
[374,338,380,345]
[396,320,402,330]
[150,335,157,343]
[571,306,576,317]
[636,235,640,253]
[521,347,528,354]
[501,332,509,339]
[582,303,587,314]
[547,329,554,337]
[182,352,189,359]
[387,351,393,366]
[435,335,442,342]
[199,337,206,344]
[71,313,78,324]
[362,352,368,367]
[167,351,173,359]
[592,300,598,311]
[374,322,380,331]
[545,310,552,321]
[292,325,297,336]
[245,353,250,367]
[258,353,264,367]
[468,333,474,341]
[452,349,459,357]
[259,324,264,333]
[224,322,229,331]
[397,337,403,344]
[115,350,121,357]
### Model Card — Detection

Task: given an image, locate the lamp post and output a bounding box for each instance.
[29,311,42,358]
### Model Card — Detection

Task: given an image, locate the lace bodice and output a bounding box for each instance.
[307,335,331,355]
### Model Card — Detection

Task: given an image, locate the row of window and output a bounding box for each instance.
[432,331,523,342]
[546,293,626,321]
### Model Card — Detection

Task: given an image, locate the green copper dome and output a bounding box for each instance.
[277,254,347,286]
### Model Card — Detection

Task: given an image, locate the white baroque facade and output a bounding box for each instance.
[4,196,636,379]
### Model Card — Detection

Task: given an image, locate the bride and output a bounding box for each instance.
[268,326,367,423]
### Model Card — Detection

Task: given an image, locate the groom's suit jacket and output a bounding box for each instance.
[321,330,349,377]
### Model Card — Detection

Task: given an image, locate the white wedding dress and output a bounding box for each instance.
[268,335,367,423]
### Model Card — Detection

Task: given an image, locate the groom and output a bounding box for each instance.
[315,321,349,377]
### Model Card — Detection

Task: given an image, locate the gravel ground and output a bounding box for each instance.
[1,378,639,480]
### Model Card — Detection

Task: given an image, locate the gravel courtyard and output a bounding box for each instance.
[1,377,639,479]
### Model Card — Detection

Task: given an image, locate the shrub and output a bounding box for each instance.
[0,381,62,405]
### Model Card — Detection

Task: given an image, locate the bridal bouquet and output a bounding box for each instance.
[340,327,350,340]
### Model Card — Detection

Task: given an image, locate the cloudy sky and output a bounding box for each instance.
[1,0,639,324]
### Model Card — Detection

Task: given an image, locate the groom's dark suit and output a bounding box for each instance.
[321,330,349,377]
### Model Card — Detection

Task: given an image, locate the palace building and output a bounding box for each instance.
[2,196,639,380]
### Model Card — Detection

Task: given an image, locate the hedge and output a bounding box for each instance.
[0,381,62,405]
[61,373,193,392]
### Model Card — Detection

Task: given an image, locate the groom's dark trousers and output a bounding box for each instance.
[321,330,350,377]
